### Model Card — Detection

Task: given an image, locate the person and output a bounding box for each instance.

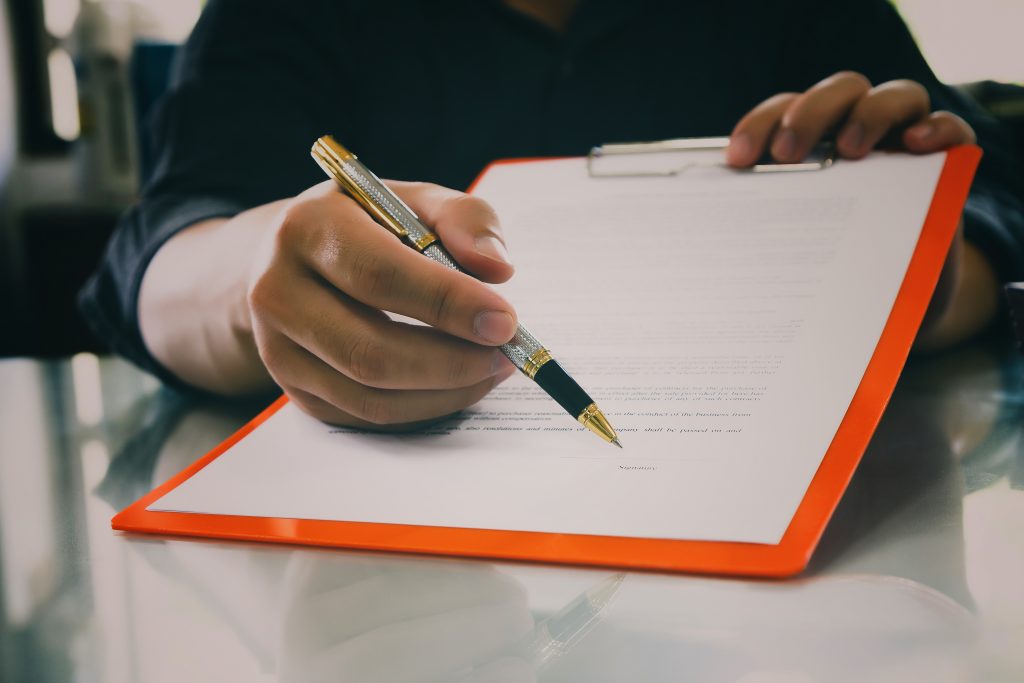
[80,0,1024,430]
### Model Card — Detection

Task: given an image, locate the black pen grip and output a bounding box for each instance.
[533,360,593,418]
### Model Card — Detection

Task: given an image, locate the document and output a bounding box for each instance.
[151,151,947,545]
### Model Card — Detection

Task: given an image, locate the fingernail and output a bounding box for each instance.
[839,121,864,153]
[475,235,512,266]
[772,128,797,160]
[491,352,515,376]
[907,122,934,141]
[474,311,515,344]
[728,132,752,164]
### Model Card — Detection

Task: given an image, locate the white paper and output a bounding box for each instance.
[151,151,947,545]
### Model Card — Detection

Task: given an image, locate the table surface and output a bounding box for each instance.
[1,340,1023,682]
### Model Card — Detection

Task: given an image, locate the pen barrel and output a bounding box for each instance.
[421,243,545,375]
[335,155,440,251]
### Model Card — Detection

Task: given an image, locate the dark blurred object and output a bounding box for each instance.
[1006,283,1024,353]
[960,81,1024,184]
[0,202,121,357]
[130,41,177,185]
[0,31,179,359]
[4,0,70,154]
[9,205,122,357]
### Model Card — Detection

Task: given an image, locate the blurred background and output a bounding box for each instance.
[0,0,1021,360]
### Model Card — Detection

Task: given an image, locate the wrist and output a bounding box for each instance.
[138,206,284,395]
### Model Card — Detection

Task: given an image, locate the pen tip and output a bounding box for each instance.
[612,437,623,449]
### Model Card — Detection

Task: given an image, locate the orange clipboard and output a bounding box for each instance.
[113,145,982,577]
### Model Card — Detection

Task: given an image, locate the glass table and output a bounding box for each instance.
[1,337,1022,681]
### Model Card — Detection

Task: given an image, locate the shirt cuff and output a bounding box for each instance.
[79,194,249,392]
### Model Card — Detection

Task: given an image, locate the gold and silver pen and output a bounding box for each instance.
[311,136,621,447]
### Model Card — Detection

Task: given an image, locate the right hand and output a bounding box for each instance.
[247,180,519,429]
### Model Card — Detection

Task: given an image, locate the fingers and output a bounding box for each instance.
[277,183,518,345]
[903,111,976,153]
[726,92,799,167]
[391,181,515,284]
[729,71,871,166]
[249,179,523,430]
[257,271,515,390]
[771,71,872,162]
[266,332,515,427]
[836,80,930,158]
[728,72,976,168]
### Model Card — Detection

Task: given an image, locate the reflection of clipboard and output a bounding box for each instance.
[587,136,835,177]
[113,142,982,578]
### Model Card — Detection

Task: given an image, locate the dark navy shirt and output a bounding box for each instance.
[81,0,1024,383]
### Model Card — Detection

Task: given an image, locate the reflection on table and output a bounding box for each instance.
[1,337,1022,681]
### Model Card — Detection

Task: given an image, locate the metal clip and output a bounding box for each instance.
[587,137,835,178]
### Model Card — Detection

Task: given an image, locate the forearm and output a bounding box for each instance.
[138,200,289,395]
[915,241,1000,352]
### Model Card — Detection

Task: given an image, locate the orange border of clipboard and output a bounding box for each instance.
[112,146,981,577]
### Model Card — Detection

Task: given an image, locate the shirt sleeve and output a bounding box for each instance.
[778,0,1024,284]
[78,0,341,384]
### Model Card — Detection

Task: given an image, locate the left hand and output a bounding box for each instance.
[727,72,995,350]
[725,71,975,167]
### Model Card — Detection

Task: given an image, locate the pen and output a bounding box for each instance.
[521,572,626,671]
[311,136,621,447]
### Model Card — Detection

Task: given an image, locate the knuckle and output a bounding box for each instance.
[275,201,315,250]
[445,352,474,386]
[343,333,389,385]
[426,278,458,326]
[247,272,279,317]
[448,192,497,223]
[349,250,398,298]
[256,336,286,373]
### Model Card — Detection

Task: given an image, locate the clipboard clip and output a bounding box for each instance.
[587,136,835,178]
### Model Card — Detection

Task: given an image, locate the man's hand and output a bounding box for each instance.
[246,180,519,428]
[140,180,519,426]
[725,71,975,167]
[727,71,997,349]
